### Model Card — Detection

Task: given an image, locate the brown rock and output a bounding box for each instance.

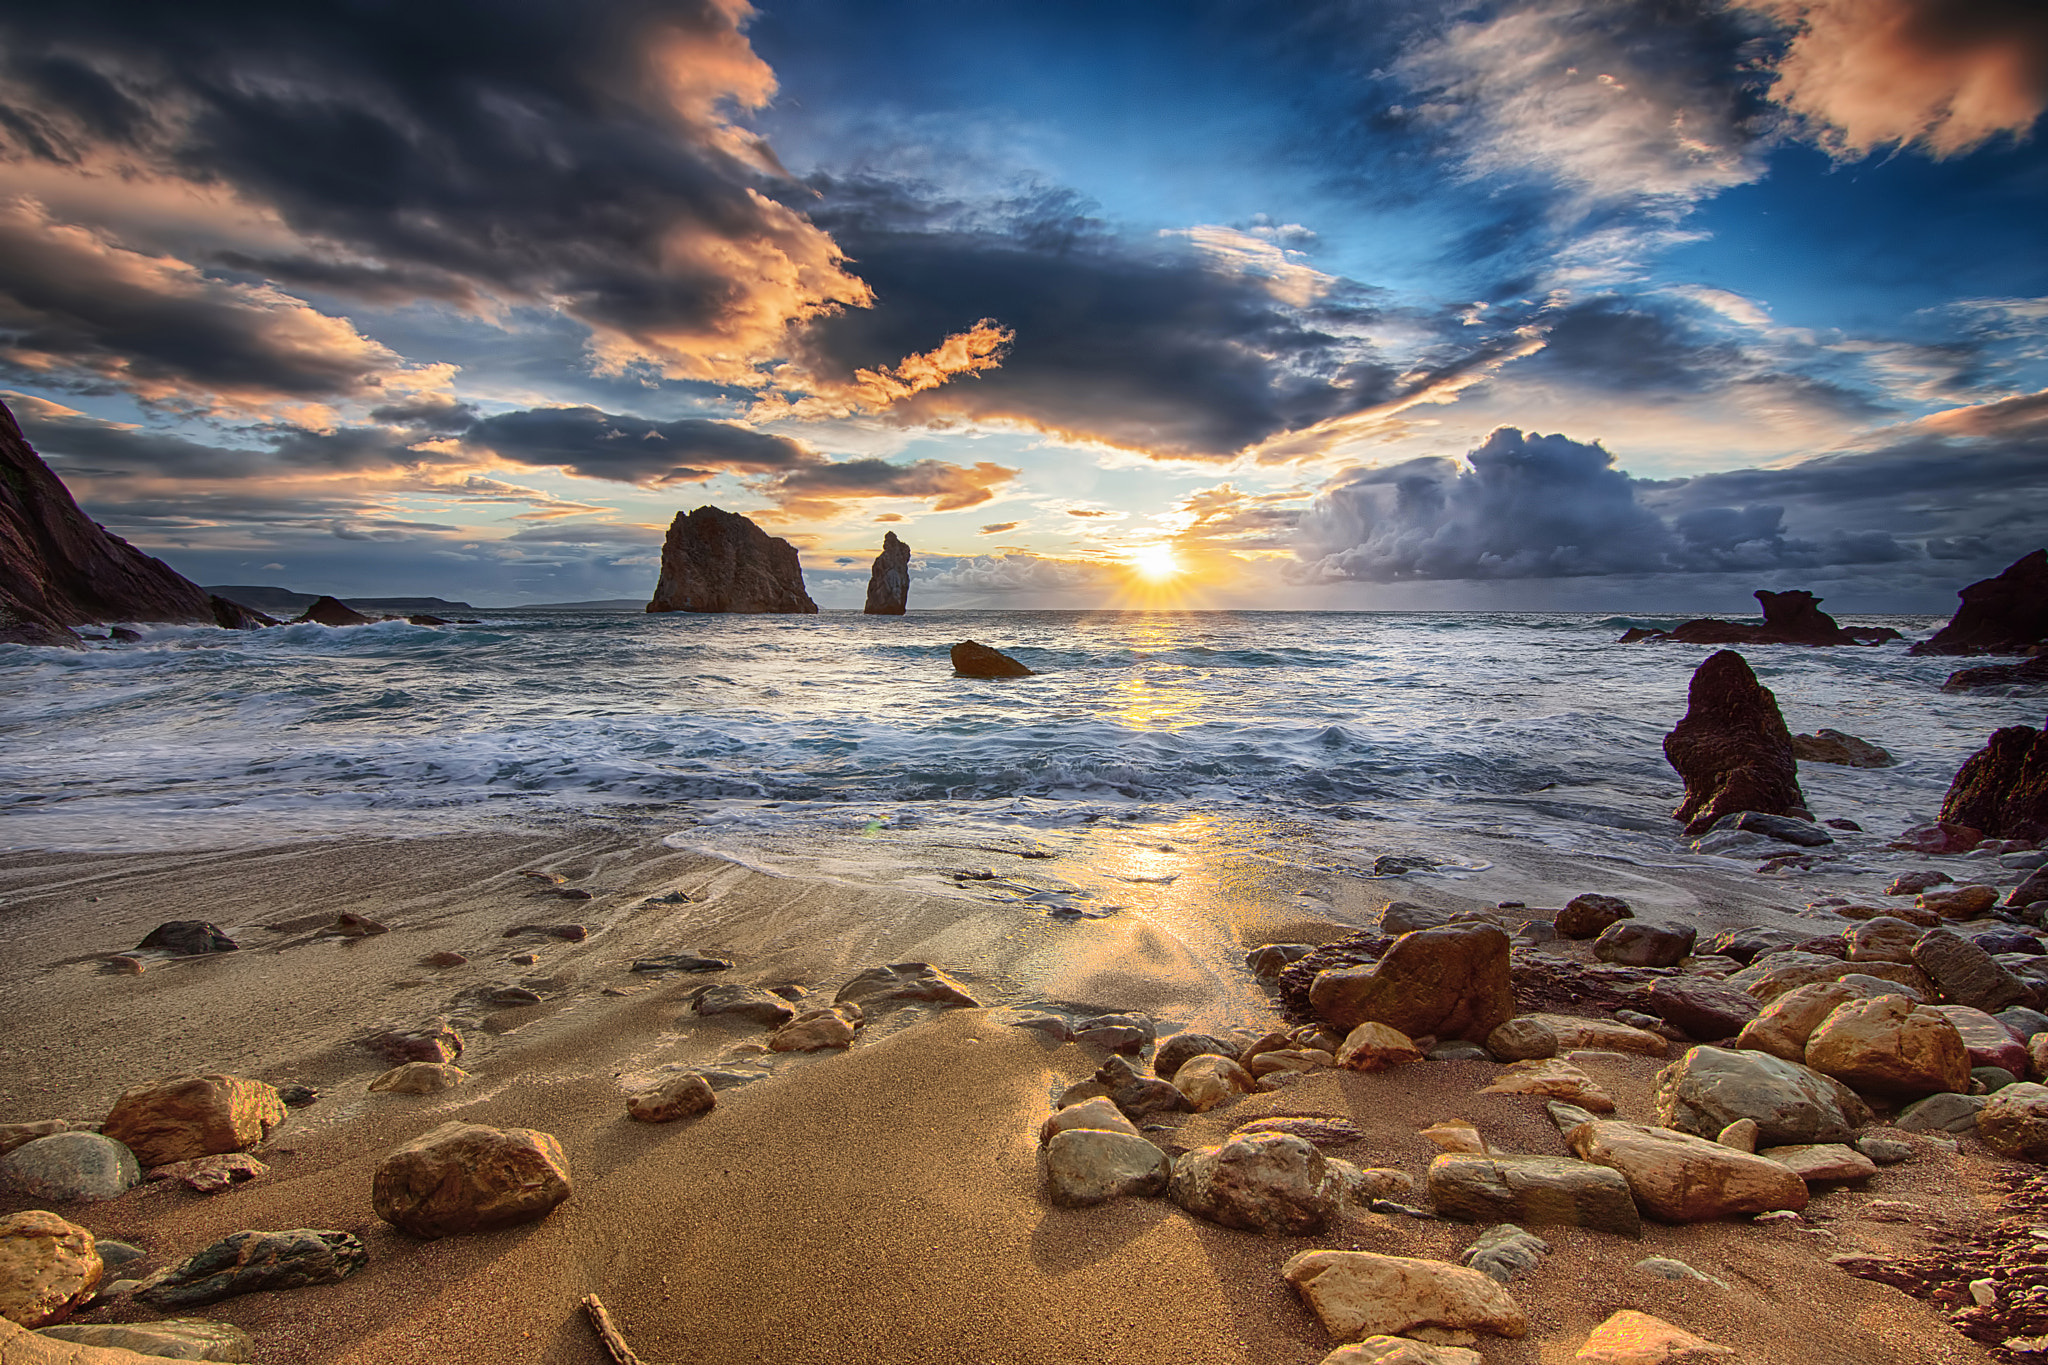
[421,951,468,969]
[834,962,979,1009]
[863,531,910,615]
[1175,1055,1257,1111]
[368,1026,463,1065]
[1556,894,1633,939]
[1934,1005,2030,1075]
[1169,1132,1336,1234]
[1575,1309,1735,1362]
[949,640,1033,678]
[1526,1015,1669,1057]
[1480,1059,1617,1112]
[1909,549,2048,657]
[1282,1250,1527,1343]
[626,1072,716,1123]
[292,595,372,626]
[1939,726,2048,843]
[1759,1143,1877,1183]
[1845,918,1921,965]
[1733,982,1864,1061]
[1804,995,1970,1099]
[1644,977,1760,1039]
[1663,650,1808,835]
[1308,923,1514,1042]
[769,1004,864,1051]
[371,1122,572,1238]
[1791,729,1895,768]
[645,505,817,614]
[1425,1153,1641,1236]
[1730,953,1934,1004]
[100,1076,285,1168]
[0,1211,100,1328]
[144,1152,268,1193]
[1887,870,1952,897]
[368,1063,469,1095]
[1978,1081,2048,1160]
[0,1124,71,1158]
[1039,1098,1142,1145]
[1486,1017,1560,1061]
[1335,1022,1425,1072]
[1566,1119,1809,1221]
[1911,927,2033,1013]
[1919,884,2000,919]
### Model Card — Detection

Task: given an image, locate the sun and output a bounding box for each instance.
[1128,543,1181,582]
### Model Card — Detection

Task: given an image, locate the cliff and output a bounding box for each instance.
[646,506,818,615]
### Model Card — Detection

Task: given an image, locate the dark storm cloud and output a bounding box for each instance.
[464,406,813,485]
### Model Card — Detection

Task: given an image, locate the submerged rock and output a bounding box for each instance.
[949,640,1033,678]
[1792,729,1897,767]
[862,531,910,615]
[292,596,372,627]
[645,505,817,614]
[1909,549,2048,656]
[1663,650,1809,836]
[1628,589,1900,647]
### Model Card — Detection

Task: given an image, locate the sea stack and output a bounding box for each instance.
[864,531,911,615]
[1663,649,1810,835]
[646,506,818,615]
[1621,589,1899,646]
[1909,550,2048,656]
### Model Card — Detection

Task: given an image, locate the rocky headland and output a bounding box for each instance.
[1912,552,2048,658]
[646,506,818,615]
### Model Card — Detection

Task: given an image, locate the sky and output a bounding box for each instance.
[0,0,2045,610]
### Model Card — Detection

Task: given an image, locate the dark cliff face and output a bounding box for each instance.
[645,506,818,615]
[863,531,910,615]
[1910,550,2048,657]
[0,397,221,646]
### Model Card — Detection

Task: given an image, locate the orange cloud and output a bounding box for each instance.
[753,319,1014,420]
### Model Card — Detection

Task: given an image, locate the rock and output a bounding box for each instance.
[1710,810,1833,846]
[371,1123,571,1239]
[1071,1013,1155,1053]
[1896,1091,1988,1134]
[626,1072,715,1123]
[1041,1129,1170,1207]
[1944,656,2048,691]
[1594,921,1697,969]
[422,951,468,969]
[1855,1135,1914,1164]
[0,1124,72,1158]
[1805,995,1970,1098]
[1319,1338,1484,1365]
[487,986,542,1006]
[1426,1154,1640,1236]
[1248,1048,1333,1077]
[1716,1119,1758,1152]
[1326,1163,1418,1207]
[1920,884,2000,919]
[2009,868,2048,910]
[368,1062,468,1095]
[1556,894,1633,939]
[769,1004,864,1051]
[1653,1045,1869,1145]
[1169,1132,1336,1234]
[99,1076,285,1168]
[323,912,388,937]
[1233,1116,1366,1148]
[144,1154,266,1194]
[1633,590,1898,648]
[1154,1033,1241,1079]
[1175,1055,1257,1111]
[949,640,1033,678]
[1480,1060,1616,1112]
[1729,952,1933,1005]
[1427,1041,1490,1062]
[0,1212,101,1328]
[1460,1224,1552,1284]
[1846,918,1921,965]
[691,984,798,1026]
[862,531,910,615]
[1979,1082,2048,1160]
[1336,1022,1425,1072]
[1485,1018,1559,1062]
[292,595,372,626]
[1040,1098,1142,1145]
[1690,829,1771,857]
[1663,650,1809,835]
[0,1135,140,1204]
[1575,1310,1735,1363]
[367,1025,462,1065]
[1379,902,1454,933]
[645,505,817,614]
[1760,1143,1877,1182]
[1420,1121,1489,1154]
[133,922,237,955]
[1975,929,2044,956]
[1792,730,1896,768]
[1975,1065,2019,1090]
[134,1230,366,1308]
[274,1085,317,1109]
[1701,927,1806,965]
[1644,978,1760,1039]
[1889,871,1953,896]
[1100,1060,1190,1121]
[1282,1250,1527,1343]
[1635,1257,1723,1285]
[1309,924,1514,1042]
[1568,1119,1808,1221]
[1934,1005,2031,1075]
[34,1318,255,1361]
[1909,549,2048,656]
[1891,821,1984,855]
[1246,943,1315,980]
[834,961,979,1009]
[1913,928,2033,1013]
[1940,726,2048,843]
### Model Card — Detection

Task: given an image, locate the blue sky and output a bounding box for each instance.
[0,0,2044,609]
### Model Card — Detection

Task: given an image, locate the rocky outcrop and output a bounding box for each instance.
[950,640,1033,677]
[99,1076,286,1168]
[0,398,242,646]
[1624,590,1901,647]
[371,1122,572,1238]
[1663,650,1809,836]
[1939,726,2048,843]
[1910,550,2048,656]
[292,595,373,627]
[863,531,910,615]
[645,506,817,615]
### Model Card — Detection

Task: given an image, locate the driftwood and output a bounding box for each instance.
[582,1293,646,1364]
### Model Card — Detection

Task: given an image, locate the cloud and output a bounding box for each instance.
[1744,0,2048,157]
[978,521,1019,535]
[756,457,1016,518]
[463,405,814,485]
[752,318,1013,421]
[919,552,1120,595]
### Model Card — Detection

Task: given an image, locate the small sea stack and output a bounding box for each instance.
[1663,649,1809,835]
[294,596,375,627]
[1910,549,2048,656]
[646,506,818,615]
[864,531,910,615]
[951,640,1033,677]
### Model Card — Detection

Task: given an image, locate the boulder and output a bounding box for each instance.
[1730,953,1933,1004]
[1039,1098,1142,1145]
[32,1318,255,1361]
[1565,1120,1809,1221]
[144,1154,265,1194]
[1556,894,1633,939]
[1154,1033,1241,1079]
[1759,1143,1877,1183]
[1792,730,1896,768]
[1804,995,1970,1099]
[99,1076,286,1168]
[691,984,798,1027]
[1169,1132,1335,1234]
[1978,1082,2048,1160]
[1485,1017,1559,1061]
[1594,921,1696,969]
[1891,821,1984,855]
[1308,924,1514,1042]
[1321,1338,1483,1365]
[1939,726,2048,844]
[950,640,1033,678]
[1425,1154,1640,1236]
[1175,1055,1257,1111]
[1479,1060,1616,1113]
[1644,978,1759,1039]
[1896,1091,1988,1134]
[371,1123,572,1238]
[0,1212,100,1327]
[1653,1045,1869,1145]
[1934,1005,2030,1075]
[1909,549,2048,656]
[133,922,237,955]
[367,1063,468,1095]
[862,531,910,615]
[1920,884,2000,919]
[1335,1023,1424,1072]
[1524,1015,1668,1057]
[367,1025,462,1065]
[1663,650,1809,835]
[1846,918,1921,965]
[626,1072,715,1123]
[645,506,817,614]
[1575,1310,1735,1363]
[834,961,979,1010]
[769,1004,864,1051]
[1041,1129,1170,1206]
[134,1230,365,1308]
[0,1135,140,1204]
[291,596,372,627]
[1281,1250,1527,1342]
[1912,928,2033,1013]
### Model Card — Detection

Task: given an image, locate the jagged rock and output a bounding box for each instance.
[1629,590,1899,648]
[1644,978,1759,1039]
[371,1123,571,1238]
[862,531,910,615]
[1909,549,2048,656]
[1426,1154,1639,1236]
[950,640,1033,677]
[1804,995,1970,1099]
[1977,1082,2048,1160]
[0,1134,140,1204]
[1041,1129,1171,1206]
[625,1072,715,1123]
[1594,921,1696,968]
[99,1076,285,1168]
[1282,1250,1528,1342]
[835,962,979,1009]
[1792,729,1897,767]
[1154,1033,1241,1079]
[1939,726,2048,844]
[691,984,798,1027]
[33,1318,254,1361]
[1308,924,1514,1042]
[135,1230,365,1308]
[291,596,372,627]
[1663,650,1809,836]
[1556,894,1633,939]
[1912,928,2034,1013]
[1460,1224,1552,1284]
[0,1212,101,1327]
[1760,1143,1877,1183]
[368,1063,468,1096]
[144,1154,266,1194]
[1565,1120,1809,1221]
[1175,1055,1257,1111]
[1169,1132,1336,1234]
[1575,1310,1735,1362]
[645,506,817,614]
[1654,1045,1869,1145]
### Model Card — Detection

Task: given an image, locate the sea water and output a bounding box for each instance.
[3,610,2040,890]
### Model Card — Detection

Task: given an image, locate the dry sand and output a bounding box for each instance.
[0,826,2009,1363]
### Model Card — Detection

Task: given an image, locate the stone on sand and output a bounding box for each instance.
[134,1230,366,1308]
[1282,1249,1527,1342]
[0,1134,140,1204]
[1978,1082,2048,1160]
[1337,1022,1425,1072]
[33,1318,254,1362]
[1460,1224,1551,1284]
[371,1122,572,1239]
[1041,1129,1171,1207]
[1174,1054,1257,1111]
[626,1072,716,1123]
[1566,1120,1809,1222]
[770,1004,864,1052]
[367,1025,462,1065]
[367,1062,468,1095]
[1072,1013,1156,1053]
[0,1212,101,1328]
[1320,1338,1483,1365]
[692,984,797,1027]
[133,922,237,956]
[1425,1153,1641,1236]
[1526,1015,1670,1058]
[1653,1045,1869,1145]
[1480,1060,1616,1113]
[834,961,979,1009]
[1555,894,1633,939]
[98,1076,285,1169]
[1039,1098,1142,1145]
[1575,1310,1735,1362]
[1758,1143,1877,1182]
[1153,1032,1241,1078]
[1732,982,1864,1061]
[1803,995,1970,1099]
[1170,1132,1336,1235]
[1896,1092,1988,1134]
[145,1154,266,1194]
[1309,923,1514,1043]
[1645,978,1760,1039]
[1594,921,1697,969]
[1486,1017,1560,1062]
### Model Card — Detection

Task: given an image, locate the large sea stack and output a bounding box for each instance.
[646,506,817,615]
[1621,589,1899,646]
[1941,727,2048,842]
[1663,649,1810,835]
[1910,550,2048,656]
[864,531,910,615]
[0,397,261,646]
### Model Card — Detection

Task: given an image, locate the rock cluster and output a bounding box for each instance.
[1624,589,1901,647]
